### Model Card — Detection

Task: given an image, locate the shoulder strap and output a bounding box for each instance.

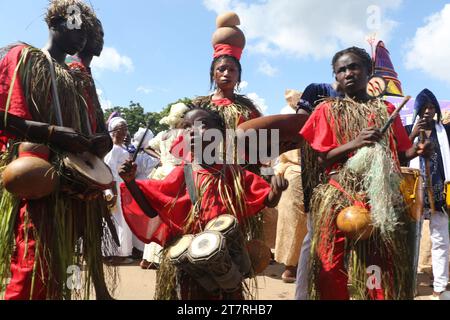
[183,163,198,204]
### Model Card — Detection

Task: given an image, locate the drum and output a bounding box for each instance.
[61,152,114,198]
[168,234,220,294]
[188,231,242,292]
[400,167,424,221]
[205,214,252,277]
[168,235,195,266]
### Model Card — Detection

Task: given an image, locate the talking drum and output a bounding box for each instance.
[61,152,114,198]
[399,167,424,221]
[188,231,242,292]
[168,234,220,293]
[205,214,252,277]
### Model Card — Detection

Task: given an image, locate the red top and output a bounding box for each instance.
[299,100,412,172]
[0,45,34,149]
[120,164,271,246]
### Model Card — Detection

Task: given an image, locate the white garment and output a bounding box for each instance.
[104,144,133,257]
[132,151,160,252]
[422,209,450,293]
[148,129,184,180]
[295,213,312,300]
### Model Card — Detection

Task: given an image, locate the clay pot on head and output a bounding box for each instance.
[336,206,373,241]
[2,143,58,200]
[212,27,246,49]
[216,12,241,28]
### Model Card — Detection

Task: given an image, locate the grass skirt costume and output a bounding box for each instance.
[301,97,416,300]
[0,45,117,300]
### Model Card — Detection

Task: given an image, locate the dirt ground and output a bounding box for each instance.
[110,261,439,300]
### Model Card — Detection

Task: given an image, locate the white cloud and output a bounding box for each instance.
[247,92,269,114]
[239,80,249,90]
[404,4,450,85]
[258,60,278,77]
[136,86,153,94]
[203,0,402,59]
[96,89,113,110]
[91,47,134,73]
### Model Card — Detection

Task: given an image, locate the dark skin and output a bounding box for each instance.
[212,57,240,101]
[409,104,437,142]
[0,18,97,154]
[75,18,111,158]
[319,53,432,169]
[119,109,288,219]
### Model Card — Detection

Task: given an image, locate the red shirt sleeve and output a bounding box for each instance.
[299,101,338,153]
[242,169,271,217]
[120,166,191,245]
[0,45,32,120]
[385,101,413,152]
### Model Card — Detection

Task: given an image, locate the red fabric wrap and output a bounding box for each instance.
[213,44,243,60]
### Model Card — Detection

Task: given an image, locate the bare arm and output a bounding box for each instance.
[264,175,289,208]
[0,111,92,153]
[319,128,382,169]
[119,160,158,218]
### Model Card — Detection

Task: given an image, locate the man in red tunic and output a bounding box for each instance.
[0,0,112,300]
[119,107,288,299]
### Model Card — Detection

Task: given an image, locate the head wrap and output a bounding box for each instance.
[108,117,127,135]
[413,89,441,123]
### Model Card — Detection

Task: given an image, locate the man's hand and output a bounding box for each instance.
[49,126,92,154]
[416,140,434,158]
[119,160,137,184]
[410,119,427,140]
[265,175,289,208]
[90,134,113,158]
[352,128,383,149]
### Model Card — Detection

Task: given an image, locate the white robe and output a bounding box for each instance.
[104,144,133,257]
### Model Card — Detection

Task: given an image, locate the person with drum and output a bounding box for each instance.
[118,107,288,300]
[407,89,450,299]
[298,47,433,300]
[0,0,116,300]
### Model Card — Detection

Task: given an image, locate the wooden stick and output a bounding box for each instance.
[132,121,152,162]
[420,129,436,214]
[381,95,411,134]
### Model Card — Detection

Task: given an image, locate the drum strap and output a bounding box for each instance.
[184,163,198,205]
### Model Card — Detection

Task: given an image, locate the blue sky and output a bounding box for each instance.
[1,0,449,115]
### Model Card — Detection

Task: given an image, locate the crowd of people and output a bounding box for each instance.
[0,0,448,301]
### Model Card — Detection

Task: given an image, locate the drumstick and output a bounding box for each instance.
[381,95,411,134]
[420,129,436,214]
[132,121,152,162]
